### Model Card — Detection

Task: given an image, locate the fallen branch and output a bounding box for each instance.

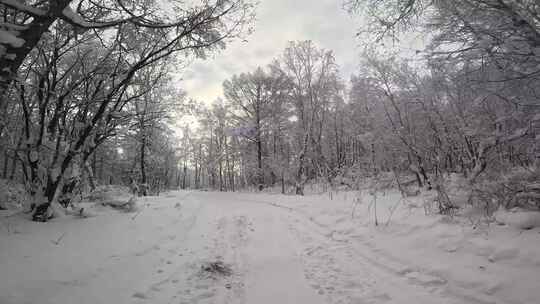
[51,233,66,245]
[131,208,143,220]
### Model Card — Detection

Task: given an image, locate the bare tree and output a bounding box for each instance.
[223,67,288,190]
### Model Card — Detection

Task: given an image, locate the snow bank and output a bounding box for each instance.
[86,185,138,212]
[269,189,540,304]
[0,190,539,304]
[86,185,131,203]
[494,207,540,230]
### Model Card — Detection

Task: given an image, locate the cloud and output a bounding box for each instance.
[178,0,362,104]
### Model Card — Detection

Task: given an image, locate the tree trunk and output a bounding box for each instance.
[225,141,234,192]
[85,161,97,192]
[92,150,97,180]
[194,162,199,189]
[2,148,8,179]
[9,154,18,181]
[256,112,264,191]
[182,163,187,190]
[533,117,540,169]
[468,157,487,184]
[295,118,312,196]
[219,160,224,191]
[281,172,285,194]
[140,136,147,187]
[295,151,306,196]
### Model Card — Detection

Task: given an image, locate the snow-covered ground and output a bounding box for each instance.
[1,190,539,304]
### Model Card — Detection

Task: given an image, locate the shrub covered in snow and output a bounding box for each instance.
[86,185,138,212]
[86,185,131,203]
[423,169,540,219]
[471,168,540,213]
[494,207,540,230]
[0,179,32,210]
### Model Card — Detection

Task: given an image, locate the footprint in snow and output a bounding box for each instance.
[133,292,149,299]
[354,292,392,304]
[405,271,447,286]
[194,291,214,300]
[488,248,520,262]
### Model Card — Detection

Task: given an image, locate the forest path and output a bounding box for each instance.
[1,190,492,304]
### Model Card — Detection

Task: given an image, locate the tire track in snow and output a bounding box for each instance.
[299,210,503,304]
[233,196,499,304]
[127,193,217,303]
[287,215,456,304]
[142,206,249,304]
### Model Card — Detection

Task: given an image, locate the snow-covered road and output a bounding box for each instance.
[1,190,539,304]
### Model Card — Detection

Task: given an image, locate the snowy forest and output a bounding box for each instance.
[0,1,540,304]
[0,0,255,217]
[1,0,538,217]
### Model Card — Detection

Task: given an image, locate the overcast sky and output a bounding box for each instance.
[178,0,362,103]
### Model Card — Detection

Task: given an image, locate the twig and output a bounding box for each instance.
[131,208,143,220]
[51,233,66,245]
[351,190,364,219]
[374,194,378,226]
[385,198,402,226]
[351,199,359,219]
[351,196,362,219]
[269,202,293,211]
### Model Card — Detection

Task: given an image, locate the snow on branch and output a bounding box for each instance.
[0,0,46,17]
[0,22,29,31]
[503,127,530,142]
[61,7,141,29]
[0,29,25,48]
[61,7,102,28]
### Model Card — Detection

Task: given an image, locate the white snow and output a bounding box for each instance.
[28,150,38,162]
[1,190,539,304]
[0,29,24,47]
[49,167,61,182]
[0,0,46,16]
[494,208,540,230]
[62,7,100,28]
[0,22,28,31]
